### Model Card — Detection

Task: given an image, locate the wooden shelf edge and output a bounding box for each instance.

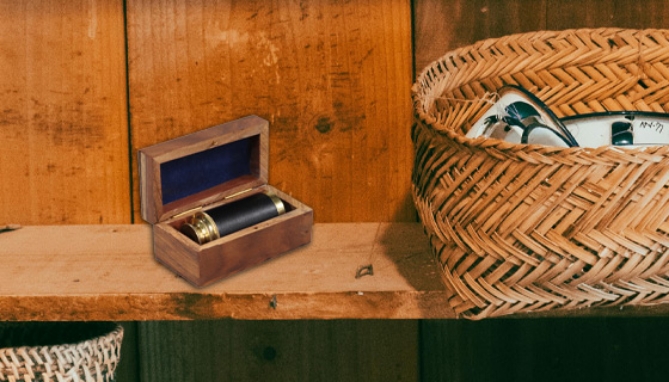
[0,291,457,321]
[0,223,456,321]
[3,223,669,321]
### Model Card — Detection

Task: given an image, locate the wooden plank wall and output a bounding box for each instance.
[0,2,139,380]
[420,317,669,381]
[414,1,669,381]
[5,0,669,381]
[0,0,130,225]
[0,1,417,381]
[126,0,414,224]
[138,320,417,381]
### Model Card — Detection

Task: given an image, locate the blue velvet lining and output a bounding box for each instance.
[160,138,254,205]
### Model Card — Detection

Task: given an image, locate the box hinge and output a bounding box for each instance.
[170,206,204,221]
[223,185,267,201]
[169,186,266,221]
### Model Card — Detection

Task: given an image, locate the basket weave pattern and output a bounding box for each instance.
[412,29,669,319]
[0,322,123,382]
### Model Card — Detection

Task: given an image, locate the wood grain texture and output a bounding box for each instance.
[0,223,453,320]
[414,0,669,76]
[138,320,418,382]
[114,322,140,382]
[0,0,130,225]
[421,318,669,382]
[413,0,547,75]
[546,0,669,30]
[126,0,414,223]
[4,223,669,320]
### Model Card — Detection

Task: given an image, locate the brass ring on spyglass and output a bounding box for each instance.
[180,211,219,245]
[267,192,286,215]
[180,191,286,245]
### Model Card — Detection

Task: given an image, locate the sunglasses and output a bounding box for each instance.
[562,111,669,147]
[468,85,579,147]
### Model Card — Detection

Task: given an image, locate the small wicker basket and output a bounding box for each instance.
[412,28,669,319]
[0,322,124,381]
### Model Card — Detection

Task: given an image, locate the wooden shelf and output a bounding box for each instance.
[0,223,454,321]
[4,222,669,321]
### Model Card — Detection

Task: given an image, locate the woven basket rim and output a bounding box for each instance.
[412,27,669,159]
[0,322,123,352]
[0,322,124,381]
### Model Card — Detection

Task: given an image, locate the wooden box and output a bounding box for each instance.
[138,115,313,287]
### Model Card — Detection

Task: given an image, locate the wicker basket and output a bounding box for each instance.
[0,322,124,381]
[412,28,669,319]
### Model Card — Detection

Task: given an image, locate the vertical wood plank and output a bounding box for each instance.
[126,0,414,223]
[421,318,669,382]
[128,2,417,381]
[413,0,547,74]
[0,1,137,379]
[414,0,669,76]
[546,0,616,29]
[546,0,669,30]
[115,322,140,382]
[0,0,130,225]
[138,320,418,382]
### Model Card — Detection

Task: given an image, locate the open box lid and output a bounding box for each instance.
[138,115,268,224]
